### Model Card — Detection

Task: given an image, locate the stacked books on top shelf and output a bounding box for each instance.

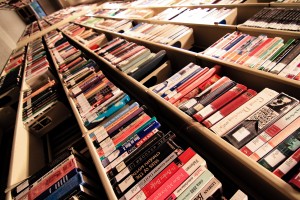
[112,8,155,19]
[201,31,300,81]
[123,22,194,49]
[0,47,25,106]
[151,62,300,188]
[73,16,133,33]
[151,7,237,25]
[242,7,300,32]
[10,148,105,200]
[60,23,108,50]
[43,3,97,25]
[100,1,132,9]
[22,37,71,137]
[130,0,178,7]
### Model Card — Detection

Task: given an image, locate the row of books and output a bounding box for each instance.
[24,37,55,89]
[151,62,300,188]
[22,37,71,137]
[43,3,96,25]
[202,31,300,81]
[74,16,133,33]
[59,22,108,50]
[95,37,168,81]
[100,0,246,8]
[59,22,168,82]
[243,7,300,31]
[70,15,193,49]
[151,7,236,25]
[123,22,193,48]
[89,116,223,199]
[90,7,155,19]
[11,147,105,200]
[45,30,127,130]
[44,29,226,199]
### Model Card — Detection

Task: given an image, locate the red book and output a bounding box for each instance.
[202,89,257,128]
[168,66,220,104]
[193,83,247,122]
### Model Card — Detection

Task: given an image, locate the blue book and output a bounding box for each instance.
[45,171,95,200]
[35,168,79,200]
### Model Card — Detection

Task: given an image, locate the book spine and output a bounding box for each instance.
[186,80,236,116]
[116,149,182,199]
[192,177,222,200]
[249,117,300,161]
[106,132,173,180]
[146,153,205,200]
[202,89,257,128]
[44,172,84,200]
[177,169,214,200]
[273,148,300,178]
[35,168,79,200]
[131,148,199,200]
[223,93,298,149]
[210,88,279,137]
[258,129,300,171]
[193,84,247,122]
[166,166,207,200]
[289,169,300,190]
[241,103,300,156]
[111,139,178,186]
[105,129,158,173]
[12,150,75,197]
[179,76,230,114]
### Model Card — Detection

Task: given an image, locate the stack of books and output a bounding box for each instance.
[60,23,108,50]
[46,31,126,130]
[112,8,154,19]
[25,38,56,88]
[73,16,133,33]
[95,37,167,81]
[201,31,300,80]
[151,62,300,187]
[22,37,71,137]
[242,7,300,31]
[11,148,104,200]
[151,7,236,25]
[130,0,178,7]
